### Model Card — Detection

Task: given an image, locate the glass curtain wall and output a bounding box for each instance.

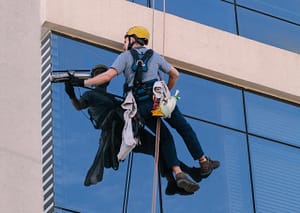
[49,33,300,213]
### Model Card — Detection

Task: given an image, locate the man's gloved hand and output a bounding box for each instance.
[64,82,76,99]
[69,76,85,87]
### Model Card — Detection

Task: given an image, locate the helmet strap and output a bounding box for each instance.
[127,36,134,50]
[136,38,146,46]
[127,35,146,50]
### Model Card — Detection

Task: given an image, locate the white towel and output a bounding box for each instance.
[117,91,138,161]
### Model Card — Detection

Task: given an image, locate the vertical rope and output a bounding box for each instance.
[151,1,167,213]
[158,164,164,213]
[150,0,159,212]
[151,0,155,49]
[151,118,161,213]
[122,152,134,213]
[162,0,166,57]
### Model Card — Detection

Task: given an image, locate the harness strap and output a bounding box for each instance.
[124,79,156,102]
[130,48,154,87]
[123,48,155,101]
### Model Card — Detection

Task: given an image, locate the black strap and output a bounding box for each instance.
[130,49,154,87]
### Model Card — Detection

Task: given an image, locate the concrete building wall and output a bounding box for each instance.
[0,0,43,212]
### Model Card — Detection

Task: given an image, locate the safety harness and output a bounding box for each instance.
[123,48,155,102]
[131,48,153,84]
[125,48,179,117]
[117,48,155,161]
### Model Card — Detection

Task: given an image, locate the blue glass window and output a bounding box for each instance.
[129,0,237,33]
[165,119,253,213]
[51,33,124,95]
[176,72,245,131]
[245,91,300,147]
[50,32,300,213]
[237,0,300,24]
[51,34,129,212]
[249,136,300,213]
[164,0,236,34]
[51,34,254,212]
[237,6,300,53]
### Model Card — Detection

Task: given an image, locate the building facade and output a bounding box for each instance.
[1,0,299,212]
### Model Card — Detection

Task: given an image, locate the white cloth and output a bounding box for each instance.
[117,91,139,161]
[153,81,179,118]
[152,80,170,100]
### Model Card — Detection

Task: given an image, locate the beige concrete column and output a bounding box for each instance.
[0,0,43,212]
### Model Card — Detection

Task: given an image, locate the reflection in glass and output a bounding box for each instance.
[176,72,245,131]
[237,7,300,53]
[163,119,253,213]
[51,34,254,212]
[237,0,300,24]
[130,0,237,33]
[249,136,300,213]
[245,91,300,147]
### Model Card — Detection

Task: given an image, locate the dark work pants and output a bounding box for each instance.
[137,98,180,169]
[165,106,204,160]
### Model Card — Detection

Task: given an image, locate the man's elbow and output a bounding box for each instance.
[170,68,179,80]
[174,70,179,79]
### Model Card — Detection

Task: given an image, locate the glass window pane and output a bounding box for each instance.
[249,136,300,213]
[51,33,124,95]
[237,0,300,24]
[51,34,254,212]
[51,34,127,212]
[176,72,245,131]
[130,0,237,33]
[245,91,300,147]
[52,85,129,212]
[237,7,300,53]
[164,0,237,33]
[164,119,253,213]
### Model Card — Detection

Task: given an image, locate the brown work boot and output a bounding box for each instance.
[165,180,194,196]
[175,172,200,193]
[199,157,220,178]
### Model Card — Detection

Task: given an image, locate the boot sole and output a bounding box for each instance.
[176,179,200,193]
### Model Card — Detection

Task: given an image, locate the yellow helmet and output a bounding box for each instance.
[125,26,150,41]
